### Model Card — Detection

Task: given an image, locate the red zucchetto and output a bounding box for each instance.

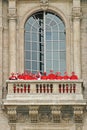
[70,72,78,80]
[63,72,70,80]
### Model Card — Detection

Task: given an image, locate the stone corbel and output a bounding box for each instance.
[29,106,39,123]
[73,106,84,123]
[51,106,61,123]
[40,0,49,10]
[7,106,17,123]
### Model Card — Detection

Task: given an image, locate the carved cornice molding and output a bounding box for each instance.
[40,0,49,10]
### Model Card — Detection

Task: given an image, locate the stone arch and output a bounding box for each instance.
[20,6,69,29]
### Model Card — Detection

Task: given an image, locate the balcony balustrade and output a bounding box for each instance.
[3,79,85,106]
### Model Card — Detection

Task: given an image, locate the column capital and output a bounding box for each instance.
[72,7,82,19]
[8,8,17,20]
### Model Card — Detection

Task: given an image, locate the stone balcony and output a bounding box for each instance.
[3,80,86,125]
[3,79,86,106]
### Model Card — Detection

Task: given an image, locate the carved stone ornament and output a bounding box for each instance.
[17,112,29,123]
[51,106,61,123]
[40,0,49,10]
[29,106,39,123]
[72,7,82,18]
[7,106,17,123]
[73,106,84,123]
[8,8,17,19]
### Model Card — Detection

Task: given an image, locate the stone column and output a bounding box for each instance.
[72,0,82,78]
[8,0,17,74]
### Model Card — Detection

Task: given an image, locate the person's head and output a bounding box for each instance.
[43,72,46,76]
[57,72,61,76]
[64,72,68,76]
[50,70,53,73]
[72,72,75,75]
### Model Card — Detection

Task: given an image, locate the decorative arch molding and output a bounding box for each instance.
[20,6,69,29]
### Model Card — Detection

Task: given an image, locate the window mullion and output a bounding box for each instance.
[44,11,46,72]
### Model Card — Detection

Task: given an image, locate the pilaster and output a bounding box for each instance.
[72,0,82,78]
[8,0,17,74]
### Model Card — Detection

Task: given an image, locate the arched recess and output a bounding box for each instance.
[18,6,71,74]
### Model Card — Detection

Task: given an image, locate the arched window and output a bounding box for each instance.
[24,11,66,74]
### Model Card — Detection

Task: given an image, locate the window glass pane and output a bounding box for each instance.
[32,51,37,60]
[29,17,35,24]
[60,60,66,70]
[53,25,58,31]
[32,33,37,41]
[53,51,58,59]
[46,60,52,69]
[25,51,31,59]
[46,32,51,40]
[59,23,65,30]
[53,42,58,50]
[46,51,51,59]
[32,42,37,50]
[59,32,65,40]
[53,32,58,40]
[25,43,30,50]
[32,61,37,70]
[60,52,66,60]
[46,41,52,50]
[53,60,58,69]
[60,41,66,50]
[25,61,31,69]
[25,32,30,41]
[50,20,56,26]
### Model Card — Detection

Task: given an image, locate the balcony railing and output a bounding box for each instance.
[3,79,85,105]
[6,80,83,94]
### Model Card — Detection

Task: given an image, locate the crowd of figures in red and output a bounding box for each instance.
[9,70,78,80]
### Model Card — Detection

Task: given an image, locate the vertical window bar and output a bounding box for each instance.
[44,11,46,72]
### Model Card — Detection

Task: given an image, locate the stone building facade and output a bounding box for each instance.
[0,0,87,130]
